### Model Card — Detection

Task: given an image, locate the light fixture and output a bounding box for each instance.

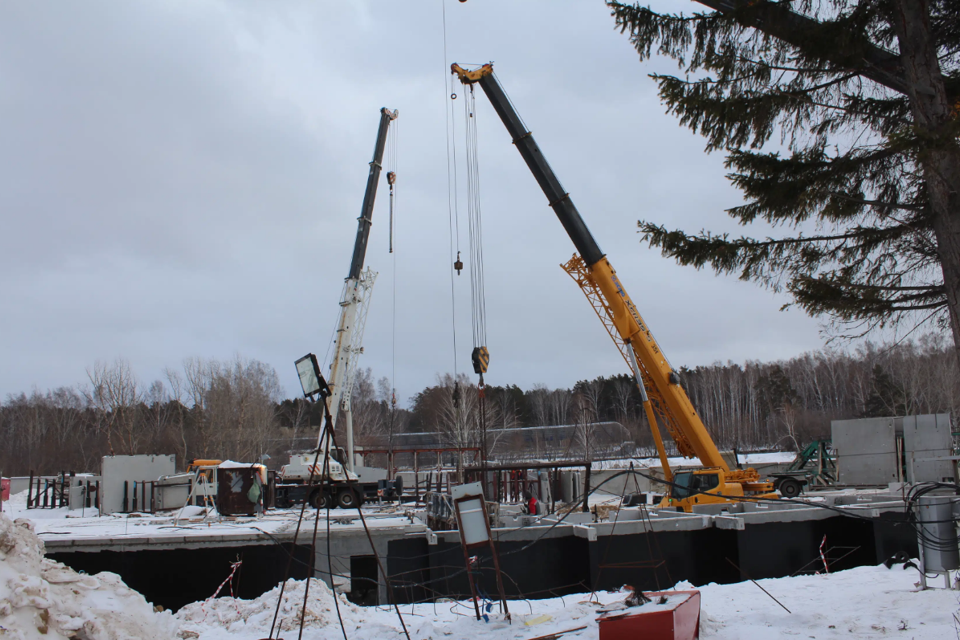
[295,353,330,400]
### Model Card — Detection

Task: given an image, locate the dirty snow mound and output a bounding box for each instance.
[175,577,401,638]
[0,512,178,640]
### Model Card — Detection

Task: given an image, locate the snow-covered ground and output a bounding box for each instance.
[0,512,179,640]
[176,563,959,640]
[0,489,420,546]
[594,451,797,470]
[2,506,956,639]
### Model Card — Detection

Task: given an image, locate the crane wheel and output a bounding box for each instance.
[779,478,802,499]
[309,490,334,510]
[337,488,359,509]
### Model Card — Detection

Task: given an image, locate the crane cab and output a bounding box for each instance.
[663,469,741,512]
[662,468,779,512]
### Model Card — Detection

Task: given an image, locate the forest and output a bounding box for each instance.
[1,335,957,476]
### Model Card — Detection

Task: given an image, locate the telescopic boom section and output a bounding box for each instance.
[349,107,399,280]
[322,107,397,461]
[451,63,729,472]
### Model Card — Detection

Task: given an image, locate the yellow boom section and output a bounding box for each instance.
[451,61,734,478]
[563,255,729,472]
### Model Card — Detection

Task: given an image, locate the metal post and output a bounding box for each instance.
[123,481,129,513]
[346,408,355,473]
[27,470,34,509]
[489,537,511,620]
[537,473,543,510]
[582,464,592,513]
[551,468,557,514]
[414,452,420,503]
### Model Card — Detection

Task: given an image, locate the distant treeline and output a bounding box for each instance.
[1,335,957,476]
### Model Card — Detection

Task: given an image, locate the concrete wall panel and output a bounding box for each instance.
[902,413,956,484]
[100,455,175,514]
[831,418,898,485]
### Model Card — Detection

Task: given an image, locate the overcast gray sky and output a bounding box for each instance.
[0,0,826,406]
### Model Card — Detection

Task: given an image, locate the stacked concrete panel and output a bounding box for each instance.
[832,413,956,486]
[831,417,899,485]
[902,414,956,484]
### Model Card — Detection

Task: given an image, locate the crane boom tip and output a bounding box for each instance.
[451,62,494,84]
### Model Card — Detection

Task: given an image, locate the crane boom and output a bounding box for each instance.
[451,64,726,467]
[451,64,777,509]
[322,107,398,472]
[348,107,397,280]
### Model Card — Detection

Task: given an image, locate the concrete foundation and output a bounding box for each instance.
[43,490,919,610]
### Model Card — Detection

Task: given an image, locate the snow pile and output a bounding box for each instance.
[175,563,960,640]
[0,512,178,640]
[693,563,959,638]
[175,578,401,639]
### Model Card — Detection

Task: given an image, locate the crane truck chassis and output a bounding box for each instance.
[274,447,403,509]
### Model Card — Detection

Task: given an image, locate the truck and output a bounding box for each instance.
[276,448,404,509]
[451,63,779,512]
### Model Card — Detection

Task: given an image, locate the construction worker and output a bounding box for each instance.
[525,490,539,516]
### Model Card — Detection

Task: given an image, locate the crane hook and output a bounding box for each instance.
[454,251,463,275]
[387,171,396,186]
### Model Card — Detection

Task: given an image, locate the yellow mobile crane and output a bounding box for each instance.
[451,63,778,512]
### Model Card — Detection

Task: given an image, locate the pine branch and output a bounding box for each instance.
[688,0,915,95]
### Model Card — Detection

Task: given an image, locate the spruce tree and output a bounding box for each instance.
[610,1,960,358]
[861,364,907,417]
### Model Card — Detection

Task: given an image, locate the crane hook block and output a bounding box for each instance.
[387,171,396,186]
[454,251,463,275]
[472,346,490,375]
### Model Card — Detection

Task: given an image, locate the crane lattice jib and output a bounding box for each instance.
[452,62,728,472]
[340,267,377,414]
[561,255,695,459]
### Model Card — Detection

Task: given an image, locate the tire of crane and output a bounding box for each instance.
[309,489,334,510]
[337,488,359,509]
[779,478,803,499]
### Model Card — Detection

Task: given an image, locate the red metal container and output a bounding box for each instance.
[1,478,10,502]
[598,590,701,640]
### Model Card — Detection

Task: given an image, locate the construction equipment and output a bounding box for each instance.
[451,63,777,512]
[769,440,837,497]
[280,109,400,508]
[326,106,398,471]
